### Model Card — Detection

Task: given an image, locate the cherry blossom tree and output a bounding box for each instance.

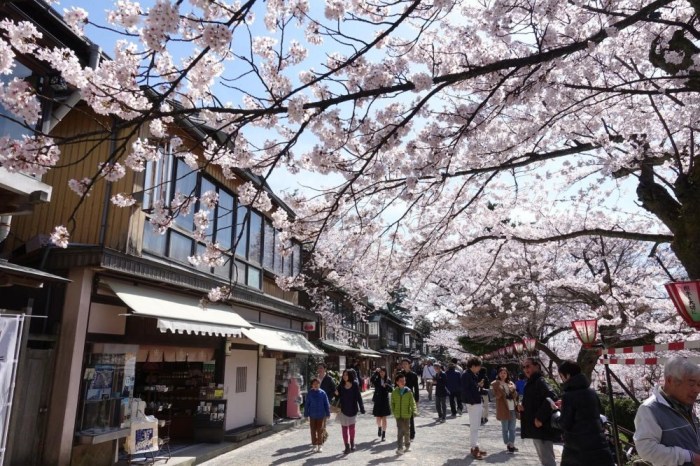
[1,0,699,337]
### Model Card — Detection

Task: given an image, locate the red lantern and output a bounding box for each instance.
[665,281,700,329]
[523,338,537,352]
[571,319,598,347]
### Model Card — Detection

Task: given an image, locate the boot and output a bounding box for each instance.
[381,430,386,441]
[378,426,382,437]
[350,440,355,451]
[344,443,351,454]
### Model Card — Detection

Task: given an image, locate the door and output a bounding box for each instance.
[224,349,257,430]
[7,348,53,466]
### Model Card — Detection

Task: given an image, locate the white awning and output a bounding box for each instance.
[242,326,325,356]
[104,278,252,337]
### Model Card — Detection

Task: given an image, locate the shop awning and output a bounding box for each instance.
[358,348,382,358]
[104,278,252,337]
[242,326,325,356]
[318,339,360,354]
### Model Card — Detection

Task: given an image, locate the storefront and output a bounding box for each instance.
[72,277,254,465]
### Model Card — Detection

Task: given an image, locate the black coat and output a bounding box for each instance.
[434,371,449,397]
[337,381,364,417]
[320,374,336,402]
[370,373,393,417]
[521,371,560,441]
[557,373,614,466]
[461,369,482,405]
[401,370,420,402]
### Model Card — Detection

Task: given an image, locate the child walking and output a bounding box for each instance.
[391,373,417,455]
[303,378,330,453]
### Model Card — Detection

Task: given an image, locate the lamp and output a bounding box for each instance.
[523,337,537,353]
[513,341,524,354]
[665,281,700,329]
[572,319,598,347]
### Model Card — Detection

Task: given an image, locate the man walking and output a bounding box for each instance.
[446,363,463,416]
[318,363,336,401]
[462,357,488,460]
[634,356,700,465]
[401,358,420,440]
[433,362,449,422]
[423,361,436,401]
[518,358,559,466]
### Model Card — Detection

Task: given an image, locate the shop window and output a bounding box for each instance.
[248,211,262,264]
[216,190,234,250]
[0,60,40,141]
[263,221,275,270]
[143,145,173,211]
[168,230,193,263]
[235,205,248,258]
[247,266,261,290]
[172,159,196,230]
[235,367,247,393]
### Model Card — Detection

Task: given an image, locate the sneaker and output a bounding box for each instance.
[396,448,404,455]
[318,446,323,453]
[311,446,317,453]
[404,445,411,452]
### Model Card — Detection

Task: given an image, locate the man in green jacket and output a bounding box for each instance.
[391,373,418,455]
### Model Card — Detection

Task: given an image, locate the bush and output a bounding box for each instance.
[598,395,639,433]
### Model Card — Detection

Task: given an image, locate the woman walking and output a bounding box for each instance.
[554,360,614,466]
[335,369,365,454]
[370,367,393,441]
[491,367,519,453]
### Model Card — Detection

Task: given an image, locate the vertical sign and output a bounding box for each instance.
[0,314,24,466]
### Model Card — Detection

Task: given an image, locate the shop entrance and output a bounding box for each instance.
[224,349,257,430]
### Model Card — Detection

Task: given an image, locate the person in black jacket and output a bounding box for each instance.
[446,363,463,416]
[318,363,336,401]
[554,360,614,466]
[433,363,449,422]
[400,358,419,440]
[518,358,559,466]
[335,369,365,454]
[461,357,488,460]
[370,367,393,441]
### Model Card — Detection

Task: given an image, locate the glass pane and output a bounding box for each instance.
[143,145,172,211]
[284,252,292,277]
[213,254,231,279]
[194,243,210,273]
[0,60,36,140]
[199,178,215,239]
[292,243,301,276]
[217,190,234,251]
[248,211,262,264]
[234,260,246,284]
[168,231,193,263]
[247,266,261,289]
[263,221,274,270]
[235,205,248,258]
[274,231,284,275]
[172,159,197,230]
[142,223,166,255]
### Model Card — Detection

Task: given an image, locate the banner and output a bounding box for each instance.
[0,314,24,466]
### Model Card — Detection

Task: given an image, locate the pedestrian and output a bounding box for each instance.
[318,363,336,402]
[433,362,449,422]
[553,360,614,466]
[423,361,436,401]
[491,366,519,454]
[353,361,364,391]
[334,369,365,454]
[303,378,331,453]
[633,356,700,465]
[391,373,417,455]
[400,358,420,440]
[515,372,527,397]
[461,357,488,460]
[451,358,463,374]
[518,357,559,466]
[446,362,463,416]
[370,366,393,442]
[478,367,490,425]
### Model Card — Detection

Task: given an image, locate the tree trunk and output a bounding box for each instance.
[576,346,599,382]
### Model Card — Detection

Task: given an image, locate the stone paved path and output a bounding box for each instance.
[201,386,563,465]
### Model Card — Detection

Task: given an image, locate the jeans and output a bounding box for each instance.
[396,418,410,449]
[467,403,483,449]
[435,396,447,419]
[532,439,556,466]
[500,410,516,445]
[449,393,463,415]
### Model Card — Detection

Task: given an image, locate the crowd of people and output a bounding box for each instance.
[304,356,700,465]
